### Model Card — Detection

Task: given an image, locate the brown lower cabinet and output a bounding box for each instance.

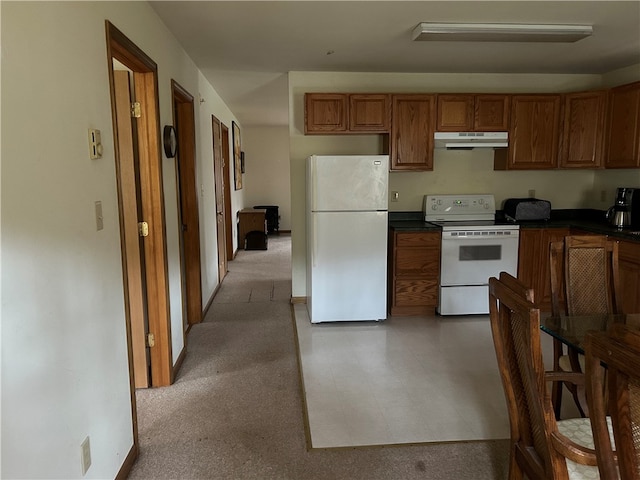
[388,230,441,315]
[518,227,640,313]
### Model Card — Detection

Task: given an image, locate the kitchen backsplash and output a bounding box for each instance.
[388,149,640,212]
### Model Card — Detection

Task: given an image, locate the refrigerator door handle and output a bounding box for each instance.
[310,157,317,209]
[312,214,317,267]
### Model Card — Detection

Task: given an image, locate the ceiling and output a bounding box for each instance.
[149,1,640,127]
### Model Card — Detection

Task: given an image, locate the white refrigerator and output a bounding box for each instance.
[306,155,389,323]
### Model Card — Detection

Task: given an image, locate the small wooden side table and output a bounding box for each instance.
[238,208,267,249]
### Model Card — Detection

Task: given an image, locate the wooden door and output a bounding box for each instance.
[107,22,173,389]
[474,95,510,131]
[221,123,234,261]
[436,94,473,131]
[172,81,202,328]
[212,116,228,282]
[113,69,150,389]
[349,94,390,132]
[605,81,640,168]
[304,93,347,133]
[559,90,606,168]
[390,94,435,171]
[501,95,561,170]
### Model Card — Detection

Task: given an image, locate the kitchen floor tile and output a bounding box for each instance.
[295,304,565,448]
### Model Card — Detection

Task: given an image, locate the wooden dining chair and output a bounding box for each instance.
[489,272,599,480]
[585,323,640,480]
[549,235,622,419]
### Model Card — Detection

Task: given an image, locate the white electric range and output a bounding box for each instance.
[424,194,520,315]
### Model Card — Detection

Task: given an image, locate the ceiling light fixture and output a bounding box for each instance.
[411,22,593,43]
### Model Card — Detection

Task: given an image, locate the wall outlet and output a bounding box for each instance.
[81,436,91,475]
[391,191,399,202]
[528,189,536,198]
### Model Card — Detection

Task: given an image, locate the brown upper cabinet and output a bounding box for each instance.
[559,90,607,169]
[304,93,390,134]
[436,94,510,132]
[605,81,640,168]
[349,94,390,132]
[304,93,347,134]
[389,94,436,171]
[495,94,562,170]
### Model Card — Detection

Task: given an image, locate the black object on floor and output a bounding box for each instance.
[253,205,279,233]
[245,230,268,250]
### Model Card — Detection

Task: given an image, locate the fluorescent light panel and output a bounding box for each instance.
[412,22,593,43]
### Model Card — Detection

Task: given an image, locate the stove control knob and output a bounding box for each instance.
[431,205,438,210]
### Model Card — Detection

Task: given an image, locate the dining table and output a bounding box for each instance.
[540,312,640,419]
[540,313,637,353]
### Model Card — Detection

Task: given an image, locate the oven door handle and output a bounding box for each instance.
[441,233,519,240]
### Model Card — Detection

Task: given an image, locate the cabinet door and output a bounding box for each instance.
[304,93,347,134]
[605,81,640,168]
[559,90,607,169]
[436,94,473,131]
[390,94,435,171]
[617,240,640,314]
[499,95,561,170]
[389,231,441,315]
[474,95,510,131]
[349,94,390,132]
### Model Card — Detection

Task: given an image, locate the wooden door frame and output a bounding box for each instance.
[106,21,173,393]
[221,123,234,260]
[171,80,203,329]
[212,115,228,282]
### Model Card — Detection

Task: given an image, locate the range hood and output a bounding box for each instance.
[434,132,508,149]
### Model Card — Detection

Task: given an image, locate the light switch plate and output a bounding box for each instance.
[88,129,102,159]
[95,201,103,231]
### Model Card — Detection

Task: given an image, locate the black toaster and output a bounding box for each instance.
[503,198,552,222]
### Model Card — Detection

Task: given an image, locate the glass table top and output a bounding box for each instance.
[540,314,629,353]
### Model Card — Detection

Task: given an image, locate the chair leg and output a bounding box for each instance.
[567,349,588,418]
[551,338,564,420]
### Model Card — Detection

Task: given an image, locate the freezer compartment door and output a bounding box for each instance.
[308,211,387,322]
[307,155,389,211]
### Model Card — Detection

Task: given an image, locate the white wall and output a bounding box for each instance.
[288,71,640,298]
[242,125,292,231]
[1,2,240,478]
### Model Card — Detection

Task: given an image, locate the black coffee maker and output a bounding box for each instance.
[607,187,640,230]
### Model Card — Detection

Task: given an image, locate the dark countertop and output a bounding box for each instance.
[389,209,640,242]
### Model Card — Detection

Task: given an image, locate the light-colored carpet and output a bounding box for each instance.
[128,233,509,479]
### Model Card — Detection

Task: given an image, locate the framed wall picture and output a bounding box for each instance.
[232,121,242,190]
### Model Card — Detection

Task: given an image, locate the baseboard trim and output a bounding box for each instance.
[115,442,138,480]
[202,282,221,320]
[290,296,307,304]
[171,345,187,383]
